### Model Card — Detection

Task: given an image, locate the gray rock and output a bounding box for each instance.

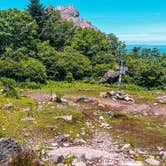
[21,117,35,122]
[156,95,166,104]
[98,103,105,110]
[76,97,93,103]
[100,70,119,83]
[122,144,131,150]
[0,89,4,94]
[145,156,160,166]
[0,138,24,166]
[54,115,73,121]
[55,6,97,30]
[119,161,144,166]
[74,139,87,145]
[107,111,114,118]
[2,103,13,109]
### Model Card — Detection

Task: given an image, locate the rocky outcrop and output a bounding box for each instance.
[55,5,98,30]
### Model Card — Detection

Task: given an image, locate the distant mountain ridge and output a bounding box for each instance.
[53,5,98,30]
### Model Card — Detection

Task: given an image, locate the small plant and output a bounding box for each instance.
[0,129,4,138]
[27,103,33,117]
[39,141,45,159]
[65,72,74,83]
[63,156,74,165]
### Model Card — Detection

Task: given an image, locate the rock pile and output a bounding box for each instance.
[100,91,135,102]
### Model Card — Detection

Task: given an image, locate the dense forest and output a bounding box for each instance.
[0,0,165,89]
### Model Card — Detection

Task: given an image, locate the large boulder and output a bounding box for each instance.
[0,138,34,166]
[0,138,23,165]
[100,70,119,83]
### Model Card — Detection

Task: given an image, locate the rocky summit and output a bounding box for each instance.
[55,5,98,30]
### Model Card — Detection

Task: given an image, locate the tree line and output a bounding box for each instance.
[0,0,165,89]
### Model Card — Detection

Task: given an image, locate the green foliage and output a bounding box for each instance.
[0,77,19,98]
[27,0,44,32]
[107,33,126,57]
[0,2,165,89]
[124,54,166,89]
[40,10,75,50]
[56,48,92,80]
[19,81,41,89]
[0,129,4,138]
[65,72,74,83]
[67,28,110,59]
[63,156,74,164]
[0,9,38,53]
[22,58,47,83]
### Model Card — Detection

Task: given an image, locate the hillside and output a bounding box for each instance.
[0,0,166,166]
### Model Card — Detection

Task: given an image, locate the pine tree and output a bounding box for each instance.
[27,0,45,31]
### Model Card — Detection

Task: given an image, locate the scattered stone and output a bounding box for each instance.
[21,117,35,122]
[72,159,86,166]
[74,139,87,145]
[156,95,166,104]
[76,97,93,103]
[100,92,108,98]
[100,122,112,129]
[0,89,4,94]
[153,103,158,106]
[122,144,131,150]
[49,94,57,102]
[2,103,14,109]
[159,151,166,159]
[58,134,70,143]
[97,139,104,143]
[106,111,114,118]
[145,156,160,166]
[63,142,70,147]
[61,98,68,105]
[99,116,104,120]
[97,103,105,110]
[51,143,58,147]
[119,161,144,166]
[57,104,68,109]
[54,115,73,121]
[57,155,64,164]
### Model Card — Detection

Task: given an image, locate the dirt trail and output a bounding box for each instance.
[64,94,166,117]
[21,91,166,117]
[47,131,144,166]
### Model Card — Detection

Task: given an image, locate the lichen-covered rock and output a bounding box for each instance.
[0,138,23,166]
[0,138,35,166]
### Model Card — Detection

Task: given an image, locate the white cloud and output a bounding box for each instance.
[117,33,166,45]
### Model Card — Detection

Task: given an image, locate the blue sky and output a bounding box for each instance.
[0,0,166,45]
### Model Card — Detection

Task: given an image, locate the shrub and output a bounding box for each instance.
[0,77,19,98]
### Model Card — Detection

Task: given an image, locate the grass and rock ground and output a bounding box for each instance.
[0,81,166,165]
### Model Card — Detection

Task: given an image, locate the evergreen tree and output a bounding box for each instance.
[27,0,44,32]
